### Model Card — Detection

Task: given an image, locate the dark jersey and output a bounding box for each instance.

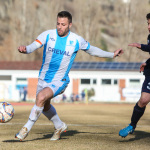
[141,34,150,52]
[143,34,150,76]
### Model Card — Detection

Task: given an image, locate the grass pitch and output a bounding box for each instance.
[0,102,150,150]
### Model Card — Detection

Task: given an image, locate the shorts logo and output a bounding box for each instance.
[51,84,56,88]
[147,82,150,90]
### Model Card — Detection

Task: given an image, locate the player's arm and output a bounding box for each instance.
[141,44,150,52]
[140,63,146,73]
[86,45,123,58]
[26,40,42,53]
[145,58,150,66]
[140,58,150,72]
[18,41,42,54]
[78,36,123,58]
[128,43,150,52]
[18,31,49,54]
[18,45,27,53]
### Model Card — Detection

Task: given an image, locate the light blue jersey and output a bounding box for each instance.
[36,29,90,83]
[26,29,114,96]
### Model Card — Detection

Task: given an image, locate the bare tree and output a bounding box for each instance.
[0,0,150,62]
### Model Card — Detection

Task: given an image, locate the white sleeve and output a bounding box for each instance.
[86,45,114,58]
[26,30,50,53]
[78,36,90,50]
[26,41,41,53]
[36,30,49,45]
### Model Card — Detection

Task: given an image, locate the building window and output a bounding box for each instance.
[17,78,26,81]
[16,78,27,90]
[102,79,111,85]
[129,79,140,87]
[16,78,27,83]
[130,79,140,83]
[114,79,118,85]
[81,79,90,84]
[0,75,11,80]
[93,79,97,84]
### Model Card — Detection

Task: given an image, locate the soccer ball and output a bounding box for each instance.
[0,102,14,123]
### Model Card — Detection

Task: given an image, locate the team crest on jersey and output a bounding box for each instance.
[70,41,74,45]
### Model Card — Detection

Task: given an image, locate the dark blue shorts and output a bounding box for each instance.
[142,77,150,93]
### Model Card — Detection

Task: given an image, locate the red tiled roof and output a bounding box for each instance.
[0,61,42,70]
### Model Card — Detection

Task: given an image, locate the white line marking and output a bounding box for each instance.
[0,122,149,128]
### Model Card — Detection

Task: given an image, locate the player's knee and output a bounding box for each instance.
[139,98,149,107]
[36,93,47,106]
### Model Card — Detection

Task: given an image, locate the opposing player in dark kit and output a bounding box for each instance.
[119,13,150,138]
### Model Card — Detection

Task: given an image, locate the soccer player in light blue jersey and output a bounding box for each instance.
[15,11,123,141]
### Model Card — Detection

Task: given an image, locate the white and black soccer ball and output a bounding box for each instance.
[0,102,14,123]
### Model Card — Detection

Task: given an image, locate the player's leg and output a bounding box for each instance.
[43,100,67,140]
[24,87,54,130]
[15,87,53,141]
[119,92,150,138]
[45,80,68,140]
[119,77,150,138]
[43,99,64,129]
[130,92,150,128]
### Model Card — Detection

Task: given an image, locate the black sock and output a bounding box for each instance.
[130,103,146,129]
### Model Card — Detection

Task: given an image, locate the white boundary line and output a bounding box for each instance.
[0,122,149,128]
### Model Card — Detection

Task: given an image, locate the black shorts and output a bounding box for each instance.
[142,76,150,93]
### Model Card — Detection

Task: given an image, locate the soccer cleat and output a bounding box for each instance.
[15,127,28,141]
[119,125,134,138]
[50,122,67,141]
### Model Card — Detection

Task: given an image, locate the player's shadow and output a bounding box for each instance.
[36,130,80,141]
[119,130,150,142]
[3,130,111,142]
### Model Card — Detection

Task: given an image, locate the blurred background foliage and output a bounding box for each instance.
[0,0,150,62]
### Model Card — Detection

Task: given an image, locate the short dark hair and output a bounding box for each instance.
[57,11,72,23]
[146,13,150,20]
